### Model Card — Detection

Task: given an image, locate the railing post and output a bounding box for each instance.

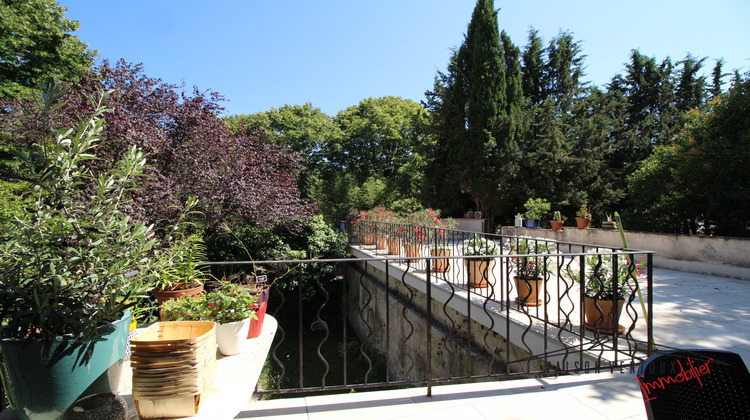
[426,259,432,397]
[647,252,654,356]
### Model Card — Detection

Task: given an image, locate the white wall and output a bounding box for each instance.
[500,227,750,281]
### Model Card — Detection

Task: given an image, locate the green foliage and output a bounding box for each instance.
[576,204,591,219]
[566,251,636,300]
[161,284,259,324]
[0,0,95,97]
[152,199,210,291]
[0,86,158,361]
[628,75,750,236]
[523,198,550,220]
[508,239,556,279]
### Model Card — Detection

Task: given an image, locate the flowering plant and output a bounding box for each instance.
[461,237,499,256]
[566,250,643,300]
[399,209,455,244]
[508,239,557,280]
[351,208,374,241]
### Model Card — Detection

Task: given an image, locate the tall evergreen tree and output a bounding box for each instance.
[521,28,545,106]
[675,54,707,111]
[710,59,726,98]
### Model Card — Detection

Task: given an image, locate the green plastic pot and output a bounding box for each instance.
[0,311,131,420]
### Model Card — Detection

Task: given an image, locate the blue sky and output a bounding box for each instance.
[60,0,750,117]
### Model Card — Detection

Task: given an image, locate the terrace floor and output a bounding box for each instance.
[236,266,750,420]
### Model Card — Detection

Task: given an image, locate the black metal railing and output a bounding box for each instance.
[206,223,655,397]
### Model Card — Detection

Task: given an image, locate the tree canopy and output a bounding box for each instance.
[0,0,95,97]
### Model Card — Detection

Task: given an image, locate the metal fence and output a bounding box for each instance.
[206,222,655,397]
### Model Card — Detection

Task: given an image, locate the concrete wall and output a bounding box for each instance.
[500,226,750,281]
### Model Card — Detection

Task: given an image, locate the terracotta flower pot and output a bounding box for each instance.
[153,283,204,306]
[386,238,401,255]
[465,258,495,288]
[403,243,423,264]
[575,217,590,229]
[584,296,625,334]
[514,277,543,306]
[550,220,564,231]
[430,248,451,273]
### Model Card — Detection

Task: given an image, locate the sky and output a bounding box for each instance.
[59,0,750,117]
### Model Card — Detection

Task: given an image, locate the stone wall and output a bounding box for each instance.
[343,259,549,382]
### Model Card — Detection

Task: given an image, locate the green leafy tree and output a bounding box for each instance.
[225,103,341,171]
[628,75,750,236]
[0,0,95,97]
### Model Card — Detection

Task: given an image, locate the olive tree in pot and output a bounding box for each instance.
[0,87,159,419]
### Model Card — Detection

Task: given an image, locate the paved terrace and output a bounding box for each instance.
[237,267,750,420]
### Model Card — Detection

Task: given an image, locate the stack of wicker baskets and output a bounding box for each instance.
[130,321,217,419]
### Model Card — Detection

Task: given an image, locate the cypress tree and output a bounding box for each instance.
[710,58,726,98]
[522,28,546,106]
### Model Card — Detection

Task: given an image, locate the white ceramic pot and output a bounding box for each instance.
[215,318,251,356]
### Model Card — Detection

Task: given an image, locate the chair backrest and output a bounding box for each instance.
[636,349,750,419]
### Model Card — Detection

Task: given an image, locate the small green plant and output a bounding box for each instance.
[565,250,643,300]
[523,198,551,220]
[161,283,258,324]
[606,213,614,221]
[461,236,499,256]
[576,204,591,219]
[508,239,557,280]
[553,211,562,222]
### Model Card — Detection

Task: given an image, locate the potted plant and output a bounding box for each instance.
[508,239,557,306]
[0,88,160,418]
[428,213,457,273]
[602,213,618,230]
[550,211,564,231]
[523,198,550,229]
[461,237,499,288]
[566,250,641,334]
[400,210,430,263]
[369,205,394,250]
[351,208,375,245]
[161,284,259,356]
[575,204,592,229]
[151,204,210,306]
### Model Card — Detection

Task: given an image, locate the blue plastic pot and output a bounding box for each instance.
[0,311,131,420]
[525,218,541,229]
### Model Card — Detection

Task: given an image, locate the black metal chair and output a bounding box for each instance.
[636,349,750,419]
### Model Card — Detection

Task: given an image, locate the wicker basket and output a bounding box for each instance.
[130,321,217,418]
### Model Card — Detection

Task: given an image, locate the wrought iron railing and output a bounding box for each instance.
[205,222,655,397]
